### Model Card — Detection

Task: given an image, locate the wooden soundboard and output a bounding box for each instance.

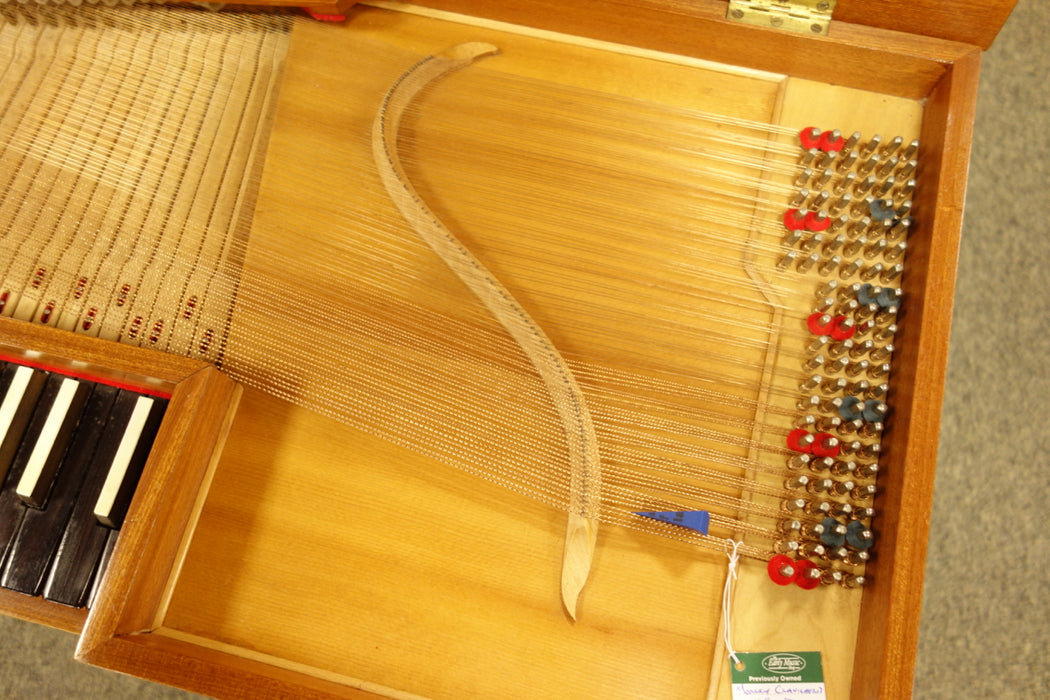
[0,1,1016,699]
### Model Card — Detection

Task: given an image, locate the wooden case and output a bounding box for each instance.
[0,318,241,633]
[0,1,1017,699]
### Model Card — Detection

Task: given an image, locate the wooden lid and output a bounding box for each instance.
[829,0,1017,49]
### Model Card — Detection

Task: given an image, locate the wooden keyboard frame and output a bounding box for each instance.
[0,318,241,635]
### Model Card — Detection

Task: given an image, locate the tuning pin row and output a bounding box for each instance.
[766,552,867,589]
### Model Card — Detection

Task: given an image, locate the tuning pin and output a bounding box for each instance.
[846,520,875,549]
[807,478,834,495]
[873,175,896,198]
[798,375,822,392]
[871,322,897,341]
[864,238,888,259]
[819,376,847,395]
[856,442,881,460]
[815,280,838,298]
[876,156,898,179]
[843,235,867,257]
[826,356,849,374]
[797,252,820,273]
[787,453,812,470]
[783,229,804,247]
[868,362,892,379]
[829,191,852,214]
[826,546,851,562]
[848,339,875,359]
[866,382,889,400]
[860,134,881,158]
[804,500,832,517]
[798,395,822,411]
[844,550,870,567]
[870,344,894,362]
[815,415,842,433]
[851,484,877,500]
[857,153,879,176]
[799,541,827,558]
[803,354,826,372]
[853,175,877,196]
[779,518,803,534]
[889,214,912,239]
[851,506,876,521]
[880,134,904,157]
[841,573,867,588]
[830,501,854,519]
[838,259,862,279]
[799,149,821,167]
[814,296,836,313]
[786,474,811,490]
[883,241,906,263]
[836,150,859,172]
[782,497,808,512]
[828,479,855,497]
[859,263,883,282]
[854,463,879,479]
[808,456,835,473]
[838,439,863,456]
[777,250,798,270]
[836,300,859,318]
[829,459,857,477]
[817,396,843,414]
[827,339,854,359]
[801,520,826,538]
[833,171,856,194]
[774,539,801,555]
[818,255,842,276]
[844,360,870,378]
[858,421,884,439]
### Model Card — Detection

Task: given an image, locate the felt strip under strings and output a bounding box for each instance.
[0,4,899,573]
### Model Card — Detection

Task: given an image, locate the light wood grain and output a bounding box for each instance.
[71,6,968,699]
[0,317,239,635]
[0,2,990,699]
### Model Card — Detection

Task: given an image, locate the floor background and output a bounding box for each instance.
[0,1,1047,697]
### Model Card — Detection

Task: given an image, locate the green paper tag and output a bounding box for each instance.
[730,651,826,699]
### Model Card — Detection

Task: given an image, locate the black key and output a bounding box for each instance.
[1,383,118,596]
[0,372,68,568]
[43,390,164,607]
[87,529,119,610]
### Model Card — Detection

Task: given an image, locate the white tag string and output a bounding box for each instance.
[723,539,744,668]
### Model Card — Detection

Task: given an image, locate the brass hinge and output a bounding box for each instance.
[726,0,837,36]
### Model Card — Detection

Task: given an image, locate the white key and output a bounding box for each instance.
[0,365,47,481]
[93,396,154,529]
[16,377,88,508]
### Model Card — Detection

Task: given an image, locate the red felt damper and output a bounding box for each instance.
[783,208,808,231]
[799,127,822,151]
[787,428,814,453]
[793,559,822,590]
[768,554,798,586]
